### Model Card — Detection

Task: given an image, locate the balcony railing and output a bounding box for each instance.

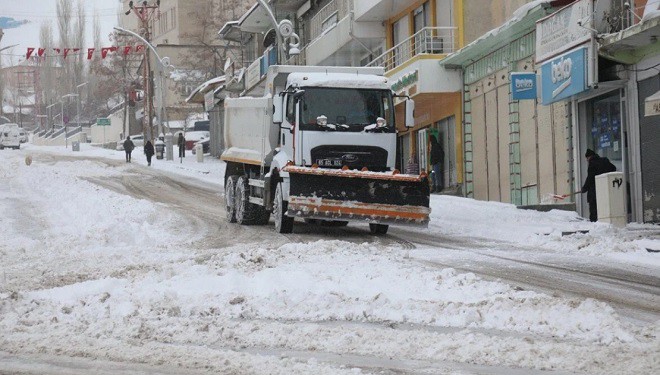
[309,0,354,41]
[367,27,457,72]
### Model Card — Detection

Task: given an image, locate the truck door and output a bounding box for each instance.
[280,94,295,162]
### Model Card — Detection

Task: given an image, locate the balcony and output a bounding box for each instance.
[367,27,457,73]
[304,0,384,66]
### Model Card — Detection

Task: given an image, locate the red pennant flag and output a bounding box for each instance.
[101,47,111,59]
[73,48,80,55]
[110,46,118,53]
[135,45,145,53]
[63,48,71,59]
[87,48,95,60]
[38,48,45,57]
[26,48,35,60]
[123,46,132,55]
[53,48,61,54]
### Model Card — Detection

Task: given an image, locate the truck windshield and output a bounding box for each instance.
[299,88,394,133]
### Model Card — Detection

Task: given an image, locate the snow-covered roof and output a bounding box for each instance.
[642,0,660,22]
[170,68,207,82]
[287,72,389,90]
[185,75,226,104]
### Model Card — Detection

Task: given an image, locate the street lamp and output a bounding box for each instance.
[62,93,78,148]
[113,26,170,139]
[46,102,58,132]
[255,0,301,59]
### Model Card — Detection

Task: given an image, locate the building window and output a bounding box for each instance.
[321,11,338,34]
[413,2,431,34]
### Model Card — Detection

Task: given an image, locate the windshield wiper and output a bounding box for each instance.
[327,123,350,130]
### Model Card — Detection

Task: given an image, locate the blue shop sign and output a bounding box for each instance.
[540,47,588,105]
[511,73,537,100]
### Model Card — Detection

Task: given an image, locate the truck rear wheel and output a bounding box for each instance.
[369,223,389,235]
[225,175,238,223]
[235,175,264,225]
[274,182,293,233]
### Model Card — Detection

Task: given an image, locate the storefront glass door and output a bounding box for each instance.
[586,92,623,170]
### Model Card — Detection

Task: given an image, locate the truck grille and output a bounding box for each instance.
[310,145,388,171]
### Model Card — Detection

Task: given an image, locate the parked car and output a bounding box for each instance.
[116,134,145,151]
[184,131,210,150]
[18,129,27,143]
[0,123,21,150]
[191,138,210,155]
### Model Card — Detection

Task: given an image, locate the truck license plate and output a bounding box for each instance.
[317,159,343,167]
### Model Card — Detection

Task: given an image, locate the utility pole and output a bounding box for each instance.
[124,1,161,142]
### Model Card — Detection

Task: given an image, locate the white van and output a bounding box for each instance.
[0,123,21,150]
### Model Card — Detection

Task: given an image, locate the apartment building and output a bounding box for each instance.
[119,0,252,126]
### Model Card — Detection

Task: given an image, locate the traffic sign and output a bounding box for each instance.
[97,118,111,126]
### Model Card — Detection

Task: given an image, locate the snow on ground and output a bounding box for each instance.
[0,144,658,374]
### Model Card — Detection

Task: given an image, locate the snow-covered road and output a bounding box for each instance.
[1,145,658,374]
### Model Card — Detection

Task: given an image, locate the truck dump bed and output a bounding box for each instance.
[221,96,278,166]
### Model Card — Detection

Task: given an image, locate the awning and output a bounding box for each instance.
[218,21,245,43]
[599,17,660,65]
[237,2,272,34]
[185,75,226,104]
[645,90,660,117]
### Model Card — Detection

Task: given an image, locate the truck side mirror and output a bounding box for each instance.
[273,96,283,124]
[405,99,415,128]
[293,90,305,101]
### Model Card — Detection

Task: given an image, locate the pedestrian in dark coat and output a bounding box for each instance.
[581,149,616,222]
[123,136,135,163]
[144,140,155,166]
[177,133,185,158]
[429,135,444,192]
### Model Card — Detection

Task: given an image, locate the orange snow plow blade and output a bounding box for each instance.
[283,165,431,227]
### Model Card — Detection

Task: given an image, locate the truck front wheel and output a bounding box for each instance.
[369,223,389,235]
[225,175,238,223]
[274,182,293,233]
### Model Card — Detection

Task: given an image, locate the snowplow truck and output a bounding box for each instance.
[222,65,430,235]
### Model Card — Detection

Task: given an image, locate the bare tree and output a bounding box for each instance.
[39,21,57,122]
[178,0,253,81]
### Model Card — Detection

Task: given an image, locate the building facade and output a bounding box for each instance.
[445,0,659,223]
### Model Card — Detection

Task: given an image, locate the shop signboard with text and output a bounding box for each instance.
[510,73,537,100]
[536,0,592,63]
[540,47,587,105]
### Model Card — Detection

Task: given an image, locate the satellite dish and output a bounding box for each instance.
[263,29,277,48]
[224,57,232,72]
[278,20,294,38]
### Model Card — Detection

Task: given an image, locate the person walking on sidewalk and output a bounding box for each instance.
[144,140,155,166]
[580,149,616,222]
[123,136,135,163]
[177,133,186,158]
[429,134,444,193]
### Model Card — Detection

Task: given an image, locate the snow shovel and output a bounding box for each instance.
[551,191,580,200]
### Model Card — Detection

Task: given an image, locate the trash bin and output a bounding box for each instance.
[155,140,165,160]
[195,143,204,163]
[72,141,80,151]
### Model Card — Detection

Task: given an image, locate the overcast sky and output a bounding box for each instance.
[1,0,121,65]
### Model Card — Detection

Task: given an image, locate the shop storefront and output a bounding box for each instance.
[390,64,463,192]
